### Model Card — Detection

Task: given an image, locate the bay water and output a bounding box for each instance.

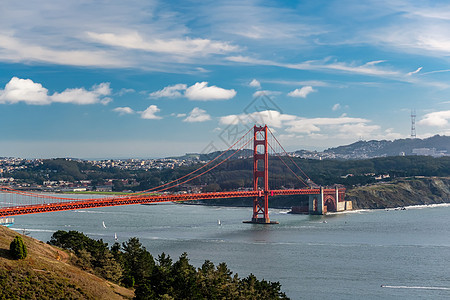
[9,202,450,299]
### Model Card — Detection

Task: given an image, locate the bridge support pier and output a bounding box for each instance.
[309,187,324,215]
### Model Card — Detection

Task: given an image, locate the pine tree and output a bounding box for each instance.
[10,236,27,260]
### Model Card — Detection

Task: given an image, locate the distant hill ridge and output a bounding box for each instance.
[172,135,449,161]
[323,135,449,159]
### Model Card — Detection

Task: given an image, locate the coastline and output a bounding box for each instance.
[31,176,450,212]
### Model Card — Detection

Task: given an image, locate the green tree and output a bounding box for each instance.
[170,252,198,299]
[10,235,27,260]
[122,237,155,287]
[96,250,123,282]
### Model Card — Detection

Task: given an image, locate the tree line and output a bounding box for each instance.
[49,230,289,299]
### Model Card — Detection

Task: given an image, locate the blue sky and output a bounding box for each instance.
[0,0,449,158]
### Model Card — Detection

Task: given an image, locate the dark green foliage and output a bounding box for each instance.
[50,231,289,299]
[10,235,27,260]
[121,237,155,287]
[135,253,289,300]
[49,230,122,282]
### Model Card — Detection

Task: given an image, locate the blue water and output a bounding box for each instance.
[9,203,450,299]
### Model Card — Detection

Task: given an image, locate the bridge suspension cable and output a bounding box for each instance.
[149,135,255,194]
[266,128,314,188]
[267,142,309,188]
[0,127,256,204]
[127,126,255,195]
[267,127,313,183]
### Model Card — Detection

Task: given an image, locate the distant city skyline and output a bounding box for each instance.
[0,0,449,158]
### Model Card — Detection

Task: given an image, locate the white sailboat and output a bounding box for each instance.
[114,232,118,241]
[217,219,221,226]
[102,221,106,228]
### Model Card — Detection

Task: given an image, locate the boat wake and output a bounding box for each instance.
[382,285,450,290]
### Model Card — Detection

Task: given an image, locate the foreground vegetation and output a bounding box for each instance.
[0,226,289,299]
[48,230,289,299]
[0,226,133,300]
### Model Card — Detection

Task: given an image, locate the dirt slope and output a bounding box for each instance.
[0,225,134,299]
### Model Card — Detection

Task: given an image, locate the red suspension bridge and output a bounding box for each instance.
[0,125,347,224]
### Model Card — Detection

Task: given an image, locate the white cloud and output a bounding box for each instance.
[219,110,296,128]
[419,110,450,127]
[0,77,111,105]
[113,107,135,115]
[183,107,211,122]
[51,83,111,105]
[141,105,162,119]
[185,82,236,101]
[332,103,341,111]
[249,79,261,89]
[219,110,384,139]
[176,113,187,118]
[288,86,316,98]
[0,77,50,105]
[150,82,237,101]
[149,84,187,98]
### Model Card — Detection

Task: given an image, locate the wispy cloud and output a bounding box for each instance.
[252,90,281,98]
[87,31,239,57]
[227,56,400,77]
[332,103,341,111]
[0,1,241,70]
[0,34,126,68]
[407,67,423,76]
[149,84,187,98]
[183,107,211,122]
[113,107,135,115]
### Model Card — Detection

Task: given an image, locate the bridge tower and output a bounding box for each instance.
[244,125,278,224]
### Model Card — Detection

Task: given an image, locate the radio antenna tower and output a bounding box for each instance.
[410,109,416,139]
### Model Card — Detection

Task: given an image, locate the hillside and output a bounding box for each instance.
[346,176,450,209]
[323,135,449,159]
[0,226,133,299]
[189,177,450,210]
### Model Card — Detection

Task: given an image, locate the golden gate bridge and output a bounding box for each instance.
[0,125,346,224]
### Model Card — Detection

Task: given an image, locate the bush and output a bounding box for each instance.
[10,236,27,260]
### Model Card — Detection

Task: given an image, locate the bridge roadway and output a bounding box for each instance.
[0,188,344,217]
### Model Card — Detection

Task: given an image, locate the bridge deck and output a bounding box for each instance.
[0,188,345,217]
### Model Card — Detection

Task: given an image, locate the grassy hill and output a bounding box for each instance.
[0,226,133,300]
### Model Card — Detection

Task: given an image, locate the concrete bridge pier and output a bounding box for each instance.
[309,187,324,215]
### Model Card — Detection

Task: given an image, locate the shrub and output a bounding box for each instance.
[10,235,27,260]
